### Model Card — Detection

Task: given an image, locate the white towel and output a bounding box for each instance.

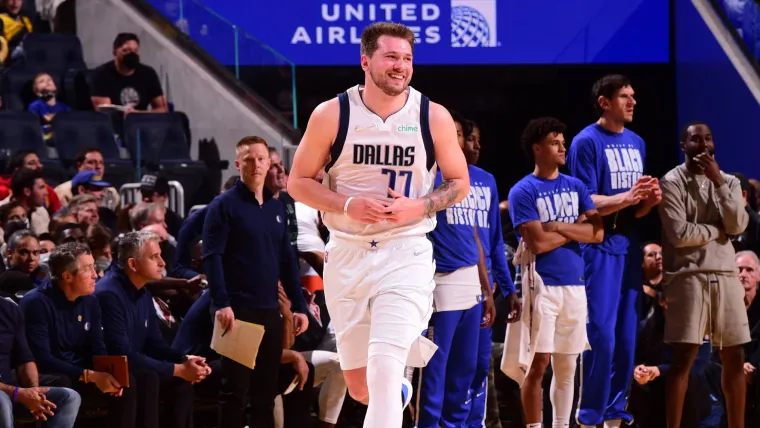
[500,240,545,387]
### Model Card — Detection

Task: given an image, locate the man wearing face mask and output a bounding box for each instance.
[90,33,168,115]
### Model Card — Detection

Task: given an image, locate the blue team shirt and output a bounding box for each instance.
[28,99,71,137]
[431,165,482,273]
[567,123,646,254]
[508,173,595,286]
[470,166,516,295]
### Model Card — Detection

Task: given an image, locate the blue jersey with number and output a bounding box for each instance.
[508,173,595,286]
[321,85,438,241]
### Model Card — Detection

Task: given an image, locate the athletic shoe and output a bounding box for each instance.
[401,377,413,410]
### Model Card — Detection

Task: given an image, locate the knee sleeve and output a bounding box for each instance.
[551,353,578,428]
[365,343,407,428]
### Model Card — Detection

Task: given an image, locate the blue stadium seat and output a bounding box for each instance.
[124,112,196,166]
[19,34,86,71]
[1,68,66,111]
[51,111,122,162]
[63,69,95,111]
[0,111,48,157]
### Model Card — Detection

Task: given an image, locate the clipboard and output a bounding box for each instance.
[93,356,130,387]
[210,318,265,370]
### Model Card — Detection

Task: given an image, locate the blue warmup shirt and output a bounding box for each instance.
[20,282,107,380]
[471,166,516,295]
[171,206,206,280]
[172,290,213,358]
[567,123,646,254]
[203,180,307,314]
[0,298,34,385]
[96,265,185,379]
[508,173,595,286]
[432,166,481,273]
[28,99,70,136]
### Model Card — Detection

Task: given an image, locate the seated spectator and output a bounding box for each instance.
[91,33,168,114]
[0,295,81,427]
[0,269,32,301]
[70,170,118,231]
[0,150,61,213]
[5,229,46,286]
[1,219,28,271]
[0,168,50,235]
[28,72,71,142]
[87,223,112,277]
[55,148,120,210]
[38,232,54,255]
[0,0,33,64]
[19,242,138,427]
[130,201,175,273]
[48,206,74,238]
[68,194,100,228]
[730,172,760,254]
[95,231,210,428]
[140,174,182,238]
[52,223,85,247]
[0,201,27,248]
[737,250,760,425]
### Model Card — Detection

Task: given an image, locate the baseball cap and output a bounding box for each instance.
[140,174,170,194]
[72,170,110,189]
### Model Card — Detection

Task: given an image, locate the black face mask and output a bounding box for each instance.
[121,52,140,70]
[39,91,56,101]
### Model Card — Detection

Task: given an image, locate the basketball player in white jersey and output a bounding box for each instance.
[288,22,470,428]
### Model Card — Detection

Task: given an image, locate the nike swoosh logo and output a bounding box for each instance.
[354,124,376,132]
[476,392,484,398]
[413,250,424,256]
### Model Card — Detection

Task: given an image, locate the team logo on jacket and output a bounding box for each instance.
[276,215,283,223]
[84,322,90,331]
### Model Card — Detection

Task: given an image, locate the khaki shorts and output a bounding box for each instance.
[663,272,750,347]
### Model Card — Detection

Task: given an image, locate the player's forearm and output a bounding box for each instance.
[528,232,569,255]
[591,192,634,216]
[422,178,468,216]
[288,177,348,214]
[556,222,603,244]
[474,229,490,291]
[16,362,39,387]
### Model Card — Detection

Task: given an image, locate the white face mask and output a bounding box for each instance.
[95,257,111,273]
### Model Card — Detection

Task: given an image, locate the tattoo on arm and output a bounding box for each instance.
[423,179,459,216]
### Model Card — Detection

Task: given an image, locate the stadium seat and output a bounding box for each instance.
[19,34,86,71]
[0,111,48,156]
[63,69,95,111]
[1,68,66,111]
[51,111,123,162]
[124,112,197,166]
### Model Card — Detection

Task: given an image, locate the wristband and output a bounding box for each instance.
[12,386,19,402]
[83,369,89,384]
[343,197,354,216]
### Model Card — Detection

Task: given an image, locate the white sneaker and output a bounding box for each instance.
[401,377,413,410]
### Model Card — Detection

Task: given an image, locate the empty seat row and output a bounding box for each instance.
[0,111,197,167]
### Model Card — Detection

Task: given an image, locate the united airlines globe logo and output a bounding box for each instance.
[451,6,491,47]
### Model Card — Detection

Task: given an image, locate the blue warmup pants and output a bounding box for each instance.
[417,304,482,428]
[465,318,492,428]
[577,247,642,426]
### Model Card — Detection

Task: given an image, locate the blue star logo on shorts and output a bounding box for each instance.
[369,240,378,248]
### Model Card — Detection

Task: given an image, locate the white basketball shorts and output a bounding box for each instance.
[323,235,436,370]
[534,285,589,355]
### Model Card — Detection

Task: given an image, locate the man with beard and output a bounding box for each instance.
[567,75,661,428]
[91,33,167,114]
[287,22,470,428]
[659,121,749,428]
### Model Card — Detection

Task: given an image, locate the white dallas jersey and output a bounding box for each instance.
[322,85,438,241]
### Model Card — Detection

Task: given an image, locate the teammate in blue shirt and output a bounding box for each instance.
[509,117,603,428]
[463,120,521,428]
[566,75,661,428]
[417,112,496,428]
